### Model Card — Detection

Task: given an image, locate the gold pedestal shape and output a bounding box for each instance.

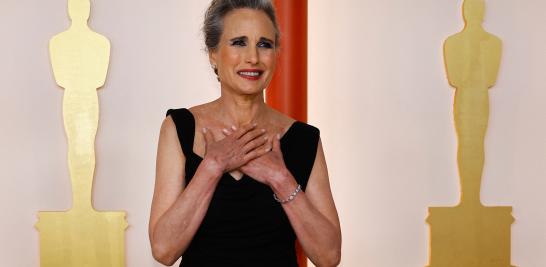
[427,205,514,267]
[427,1,515,266]
[36,1,127,266]
[36,210,127,267]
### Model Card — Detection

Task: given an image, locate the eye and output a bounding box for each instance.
[257,41,273,49]
[231,39,246,47]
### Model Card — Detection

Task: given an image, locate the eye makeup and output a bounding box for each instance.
[228,36,275,49]
[229,36,247,46]
[257,37,274,48]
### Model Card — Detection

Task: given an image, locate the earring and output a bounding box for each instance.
[212,64,220,82]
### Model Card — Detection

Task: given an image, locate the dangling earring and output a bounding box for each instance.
[212,64,220,82]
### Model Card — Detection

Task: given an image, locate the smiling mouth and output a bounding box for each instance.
[237,70,263,80]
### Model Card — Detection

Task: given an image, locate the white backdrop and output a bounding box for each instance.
[1,0,545,266]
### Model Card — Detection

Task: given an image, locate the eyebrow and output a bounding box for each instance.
[229,36,275,44]
[229,36,247,42]
[259,37,274,44]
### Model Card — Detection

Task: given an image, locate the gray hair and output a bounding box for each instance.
[203,0,280,52]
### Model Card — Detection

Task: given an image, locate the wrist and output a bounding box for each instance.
[269,169,297,196]
[200,158,224,178]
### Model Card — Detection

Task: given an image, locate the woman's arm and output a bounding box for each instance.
[270,139,341,267]
[149,117,270,266]
[148,116,222,266]
[240,136,341,267]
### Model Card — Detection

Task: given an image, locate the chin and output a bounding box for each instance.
[234,82,266,95]
[238,87,265,96]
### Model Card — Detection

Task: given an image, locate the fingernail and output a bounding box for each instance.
[222,128,228,133]
[264,136,269,141]
[261,129,266,133]
[265,147,271,152]
[276,134,281,140]
[253,122,258,127]
[231,125,237,130]
[202,128,207,133]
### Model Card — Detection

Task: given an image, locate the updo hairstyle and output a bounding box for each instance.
[203,0,281,53]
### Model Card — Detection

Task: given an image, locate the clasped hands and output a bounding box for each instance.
[201,123,289,186]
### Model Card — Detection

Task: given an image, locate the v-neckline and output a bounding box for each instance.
[186,109,299,183]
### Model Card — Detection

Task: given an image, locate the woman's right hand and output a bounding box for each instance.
[201,123,270,175]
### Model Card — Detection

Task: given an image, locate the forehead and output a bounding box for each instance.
[221,8,276,39]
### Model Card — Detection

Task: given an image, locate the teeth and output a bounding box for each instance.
[239,71,260,77]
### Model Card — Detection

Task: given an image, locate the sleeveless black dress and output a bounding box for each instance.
[166,108,320,267]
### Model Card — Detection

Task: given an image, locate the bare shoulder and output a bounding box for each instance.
[158,115,184,165]
[188,102,219,125]
[187,102,209,116]
[158,114,184,164]
[160,115,177,137]
[266,106,297,133]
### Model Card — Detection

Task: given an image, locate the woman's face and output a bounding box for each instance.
[210,8,277,96]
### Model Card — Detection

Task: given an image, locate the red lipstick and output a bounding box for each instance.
[237,69,263,81]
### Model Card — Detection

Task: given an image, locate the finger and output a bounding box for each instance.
[222,127,233,136]
[263,135,274,152]
[272,133,281,152]
[262,137,273,153]
[243,137,273,161]
[239,127,266,145]
[233,123,257,139]
[243,144,271,162]
[243,134,269,153]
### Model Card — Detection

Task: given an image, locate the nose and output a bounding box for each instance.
[245,46,259,65]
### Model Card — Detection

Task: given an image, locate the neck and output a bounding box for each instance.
[465,20,483,30]
[215,90,268,127]
[70,20,89,30]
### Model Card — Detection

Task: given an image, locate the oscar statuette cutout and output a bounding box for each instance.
[426,1,515,266]
[35,0,128,266]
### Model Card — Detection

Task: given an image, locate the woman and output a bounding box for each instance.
[149,0,341,266]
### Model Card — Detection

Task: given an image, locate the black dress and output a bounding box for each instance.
[166,108,320,267]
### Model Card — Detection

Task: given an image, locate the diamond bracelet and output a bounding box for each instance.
[273,184,302,204]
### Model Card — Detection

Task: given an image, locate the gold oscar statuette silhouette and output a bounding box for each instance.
[426,1,515,266]
[35,1,128,266]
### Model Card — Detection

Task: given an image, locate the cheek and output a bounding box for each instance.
[263,57,277,82]
[217,49,240,72]
[260,52,276,68]
[228,52,240,64]
[221,48,241,65]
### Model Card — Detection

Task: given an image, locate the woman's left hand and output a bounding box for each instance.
[222,130,289,186]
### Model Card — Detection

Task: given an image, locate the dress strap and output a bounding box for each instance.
[166,108,195,157]
[281,122,320,191]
